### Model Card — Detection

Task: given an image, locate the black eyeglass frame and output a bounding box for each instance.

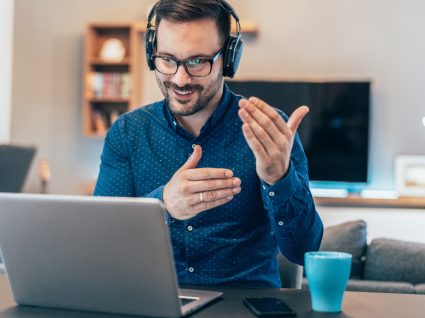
[152,48,224,77]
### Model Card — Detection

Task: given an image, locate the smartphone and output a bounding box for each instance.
[243,297,296,317]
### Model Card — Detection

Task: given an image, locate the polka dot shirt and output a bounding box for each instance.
[94,84,323,287]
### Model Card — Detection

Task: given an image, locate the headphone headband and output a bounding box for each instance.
[219,0,241,33]
[146,2,159,30]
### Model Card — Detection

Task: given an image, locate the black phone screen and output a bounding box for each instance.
[243,297,296,317]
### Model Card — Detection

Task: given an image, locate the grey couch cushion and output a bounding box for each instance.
[346,279,415,294]
[415,284,425,294]
[320,220,367,278]
[277,253,302,289]
[364,238,425,285]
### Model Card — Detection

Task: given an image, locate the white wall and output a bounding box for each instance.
[11,0,153,194]
[231,0,425,190]
[10,0,425,194]
[318,206,425,244]
[8,0,425,242]
[0,0,14,143]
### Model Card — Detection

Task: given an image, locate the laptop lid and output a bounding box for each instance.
[0,193,221,317]
[0,145,36,193]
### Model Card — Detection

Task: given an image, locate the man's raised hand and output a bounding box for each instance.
[238,97,309,185]
[163,145,241,220]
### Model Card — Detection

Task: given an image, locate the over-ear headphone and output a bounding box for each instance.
[144,0,243,78]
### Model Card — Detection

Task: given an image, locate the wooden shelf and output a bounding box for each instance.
[314,196,425,209]
[88,23,132,30]
[89,58,131,66]
[88,97,130,103]
[83,22,143,136]
[231,21,258,36]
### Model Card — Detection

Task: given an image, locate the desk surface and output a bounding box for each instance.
[1,274,425,318]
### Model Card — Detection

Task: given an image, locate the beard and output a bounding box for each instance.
[156,75,223,117]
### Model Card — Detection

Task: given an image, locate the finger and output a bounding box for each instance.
[186,177,241,193]
[188,186,241,205]
[287,105,309,134]
[239,108,278,154]
[178,145,202,171]
[238,101,283,144]
[190,196,234,214]
[240,97,289,135]
[186,167,233,181]
[241,123,268,161]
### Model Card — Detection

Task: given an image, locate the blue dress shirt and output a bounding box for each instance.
[94,84,323,287]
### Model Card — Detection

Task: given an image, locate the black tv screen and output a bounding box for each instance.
[226,80,370,183]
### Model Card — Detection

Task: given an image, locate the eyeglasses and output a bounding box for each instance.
[152,48,223,77]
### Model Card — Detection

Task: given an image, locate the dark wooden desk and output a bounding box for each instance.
[1,274,425,318]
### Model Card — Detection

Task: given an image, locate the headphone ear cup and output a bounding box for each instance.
[230,38,243,78]
[222,36,243,78]
[144,28,156,71]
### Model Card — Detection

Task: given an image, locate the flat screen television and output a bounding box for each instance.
[226,80,370,184]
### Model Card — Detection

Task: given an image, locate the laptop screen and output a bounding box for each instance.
[0,145,36,192]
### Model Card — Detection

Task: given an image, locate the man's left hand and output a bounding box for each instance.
[238,97,309,185]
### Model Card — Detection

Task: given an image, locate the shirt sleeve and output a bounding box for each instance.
[93,117,135,197]
[93,116,172,223]
[260,133,323,266]
[93,116,162,200]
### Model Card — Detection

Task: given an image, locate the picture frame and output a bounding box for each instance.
[395,155,425,197]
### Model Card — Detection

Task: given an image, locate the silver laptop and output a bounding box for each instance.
[0,193,222,317]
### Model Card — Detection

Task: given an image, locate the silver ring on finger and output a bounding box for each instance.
[199,192,204,202]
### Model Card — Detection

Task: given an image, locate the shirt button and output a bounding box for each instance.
[192,144,197,149]
[188,267,194,273]
[269,191,275,197]
[187,225,193,232]
[278,220,284,226]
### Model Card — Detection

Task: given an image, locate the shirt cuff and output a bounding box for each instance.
[260,161,300,208]
[145,185,173,225]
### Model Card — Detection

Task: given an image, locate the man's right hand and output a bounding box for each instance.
[163,145,241,220]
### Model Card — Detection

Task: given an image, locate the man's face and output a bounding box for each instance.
[155,18,224,117]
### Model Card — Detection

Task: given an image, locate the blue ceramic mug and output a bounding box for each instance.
[305,251,352,312]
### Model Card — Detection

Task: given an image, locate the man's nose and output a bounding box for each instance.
[172,64,192,87]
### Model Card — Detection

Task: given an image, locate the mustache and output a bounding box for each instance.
[163,82,203,92]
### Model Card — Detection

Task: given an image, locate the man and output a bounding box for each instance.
[94,0,323,287]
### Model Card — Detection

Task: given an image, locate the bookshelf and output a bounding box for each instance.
[82,23,144,137]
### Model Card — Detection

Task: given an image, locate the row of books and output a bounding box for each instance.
[87,72,131,99]
[92,109,121,134]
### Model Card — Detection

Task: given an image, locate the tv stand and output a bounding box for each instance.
[314,195,425,209]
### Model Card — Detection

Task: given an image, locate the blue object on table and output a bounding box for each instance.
[305,251,352,312]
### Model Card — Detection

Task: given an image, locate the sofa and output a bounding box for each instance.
[296,220,425,294]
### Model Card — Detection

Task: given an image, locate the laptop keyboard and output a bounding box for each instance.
[179,297,197,306]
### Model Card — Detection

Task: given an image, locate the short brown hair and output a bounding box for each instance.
[154,0,231,46]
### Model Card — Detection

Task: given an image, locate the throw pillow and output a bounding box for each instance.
[320,220,367,278]
[364,238,425,284]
